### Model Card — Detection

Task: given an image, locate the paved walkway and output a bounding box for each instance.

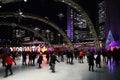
[0,57,120,80]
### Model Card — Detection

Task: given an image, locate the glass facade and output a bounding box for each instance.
[98,1,105,40]
[98,1,105,23]
[67,7,91,42]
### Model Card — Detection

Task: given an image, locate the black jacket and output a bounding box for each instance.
[50,55,59,64]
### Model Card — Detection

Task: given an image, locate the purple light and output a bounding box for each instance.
[67,6,72,39]
[67,25,71,38]
[109,41,120,47]
[108,59,114,73]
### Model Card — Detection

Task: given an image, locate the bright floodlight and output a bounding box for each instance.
[24,0,27,2]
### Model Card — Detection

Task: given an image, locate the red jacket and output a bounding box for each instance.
[5,56,16,65]
[79,51,84,56]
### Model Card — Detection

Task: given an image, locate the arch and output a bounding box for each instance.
[0,22,54,50]
[55,0,100,50]
[0,12,74,50]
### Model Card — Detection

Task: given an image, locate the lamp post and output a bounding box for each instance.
[57,13,64,44]
[58,13,64,21]
[34,27,40,37]
[18,9,23,24]
[58,33,61,44]
[46,29,50,41]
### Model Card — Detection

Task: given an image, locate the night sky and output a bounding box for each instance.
[0,0,102,39]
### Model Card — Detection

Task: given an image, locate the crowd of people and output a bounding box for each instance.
[0,47,120,78]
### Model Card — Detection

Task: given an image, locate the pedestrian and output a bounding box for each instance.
[66,50,71,64]
[78,49,84,63]
[37,52,43,68]
[49,52,59,73]
[88,52,95,71]
[45,51,50,64]
[106,49,112,65]
[22,51,27,65]
[69,51,74,64]
[95,53,101,68]
[32,51,37,66]
[1,53,8,67]
[74,48,79,60]
[4,53,16,77]
[85,49,91,62]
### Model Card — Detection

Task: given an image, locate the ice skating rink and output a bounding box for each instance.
[0,57,120,80]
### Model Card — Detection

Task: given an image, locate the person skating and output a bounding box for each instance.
[37,52,43,68]
[49,52,59,73]
[78,49,85,63]
[95,52,101,68]
[4,53,16,77]
[88,53,95,71]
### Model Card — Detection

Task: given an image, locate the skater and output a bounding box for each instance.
[37,53,43,68]
[49,52,59,73]
[88,53,95,71]
[4,53,16,77]
[78,49,84,63]
[95,51,101,68]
